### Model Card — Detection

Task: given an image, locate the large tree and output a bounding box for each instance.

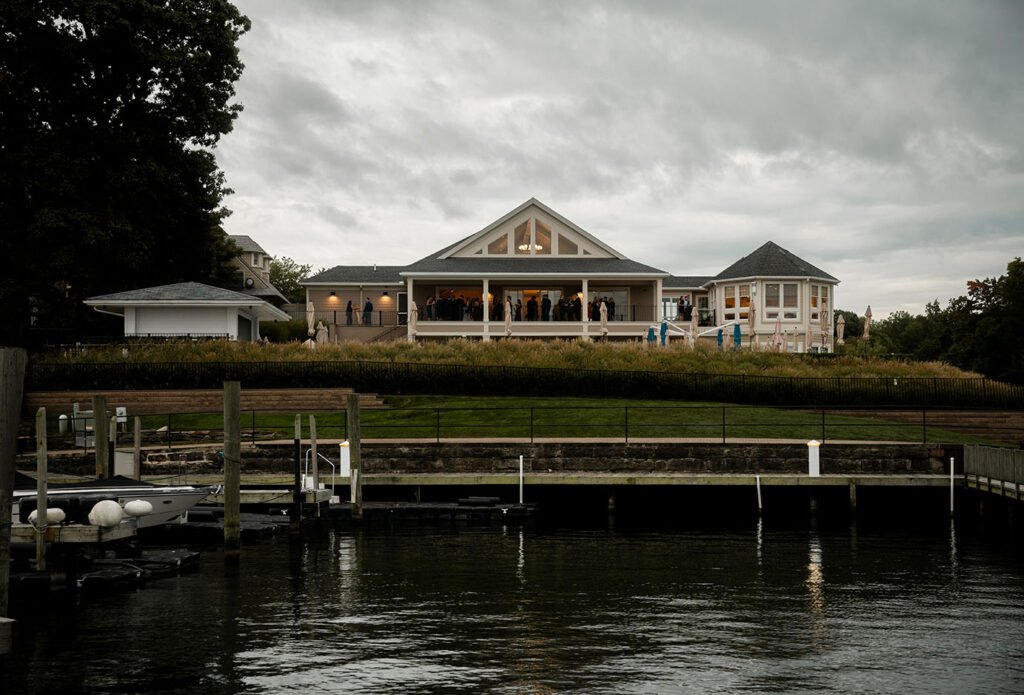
[0,0,250,345]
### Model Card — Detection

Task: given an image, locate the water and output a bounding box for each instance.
[3,520,1024,694]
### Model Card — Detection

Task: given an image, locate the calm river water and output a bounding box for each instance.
[3,518,1024,694]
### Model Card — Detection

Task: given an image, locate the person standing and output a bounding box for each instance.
[526,295,538,321]
[362,298,373,326]
[607,297,616,321]
[541,294,551,321]
[677,297,685,319]
[345,300,353,326]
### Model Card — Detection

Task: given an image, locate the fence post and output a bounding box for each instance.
[722,407,726,445]
[436,409,440,444]
[624,407,629,444]
[922,409,927,444]
[530,408,534,443]
[821,408,826,444]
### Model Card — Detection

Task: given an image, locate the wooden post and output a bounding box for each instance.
[223,381,241,563]
[133,416,142,479]
[0,348,28,620]
[108,414,116,476]
[291,414,302,535]
[849,482,857,514]
[93,395,107,477]
[36,407,47,571]
[347,393,362,520]
[310,414,320,518]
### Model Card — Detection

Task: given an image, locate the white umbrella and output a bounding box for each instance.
[773,314,783,351]
[747,305,755,347]
[504,297,513,337]
[599,300,608,336]
[862,305,872,341]
[836,314,846,346]
[820,307,829,351]
[409,300,418,336]
[306,300,316,337]
[315,320,328,345]
[793,326,801,353]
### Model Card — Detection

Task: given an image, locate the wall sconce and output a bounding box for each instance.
[382,290,389,296]
[329,291,336,297]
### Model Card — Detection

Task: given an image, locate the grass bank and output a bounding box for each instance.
[140,395,1003,446]
[44,338,983,380]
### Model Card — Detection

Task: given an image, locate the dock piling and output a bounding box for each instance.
[133,416,142,479]
[292,414,302,535]
[36,407,48,571]
[93,395,107,477]
[949,456,955,518]
[310,414,320,517]
[347,393,362,520]
[223,381,241,563]
[756,474,762,514]
[0,347,28,621]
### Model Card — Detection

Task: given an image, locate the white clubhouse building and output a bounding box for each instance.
[302,199,838,351]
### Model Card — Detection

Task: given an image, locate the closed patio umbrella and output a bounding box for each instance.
[315,321,328,345]
[836,314,846,346]
[773,314,783,351]
[747,305,755,346]
[863,305,872,341]
[409,300,418,337]
[599,300,608,336]
[820,307,829,351]
[733,322,741,348]
[306,300,316,337]
[504,297,513,337]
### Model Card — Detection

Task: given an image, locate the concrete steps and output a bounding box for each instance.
[23,388,385,417]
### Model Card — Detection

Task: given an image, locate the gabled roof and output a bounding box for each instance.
[84,282,291,321]
[303,266,406,285]
[663,275,715,289]
[227,235,267,254]
[435,198,628,260]
[401,256,667,277]
[713,241,838,283]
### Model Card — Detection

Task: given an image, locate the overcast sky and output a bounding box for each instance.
[216,0,1024,317]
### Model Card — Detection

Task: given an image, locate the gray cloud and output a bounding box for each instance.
[220,0,1024,316]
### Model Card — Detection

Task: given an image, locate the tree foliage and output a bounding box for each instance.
[269,257,313,304]
[0,0,250,345]
[837,257,1024,384]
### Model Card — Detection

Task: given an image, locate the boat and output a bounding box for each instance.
[12,472,216,529]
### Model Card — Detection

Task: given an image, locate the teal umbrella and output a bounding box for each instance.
[717,328,723,350]
[733,322,741,348]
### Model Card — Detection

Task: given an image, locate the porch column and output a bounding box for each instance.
[407,278,414,342]
[482,278,490,342]
[581,278,590,340]
[655,278,663,323]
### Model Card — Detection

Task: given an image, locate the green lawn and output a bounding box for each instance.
[139,395,1007,446]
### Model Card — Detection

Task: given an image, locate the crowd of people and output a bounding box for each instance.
[420,293,617,322]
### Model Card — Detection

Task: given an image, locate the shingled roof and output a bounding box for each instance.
[401,256,667,276]
[663,275,716,289]
[714,241,837,282]
[86,282,265,303]
[304,266,406,284]
[227,235,267,254]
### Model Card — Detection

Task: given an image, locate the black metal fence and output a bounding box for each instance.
[51,405,1023,449]
[27,360,1024,408]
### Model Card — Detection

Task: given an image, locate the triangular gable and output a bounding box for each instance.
[441,198,626,259]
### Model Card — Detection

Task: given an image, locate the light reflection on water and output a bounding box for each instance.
[2,522,1024,694]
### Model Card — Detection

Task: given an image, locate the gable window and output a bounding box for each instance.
[558,234,578,255]
[488,234,508,255]
[723,286,736,320]
[514,221,531,255]
[535,221,552,255]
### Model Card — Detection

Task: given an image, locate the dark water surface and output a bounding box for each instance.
[3,520,1024,694]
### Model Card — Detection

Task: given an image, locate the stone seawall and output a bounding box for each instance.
[28,441,960,478]
[238,441,958,476]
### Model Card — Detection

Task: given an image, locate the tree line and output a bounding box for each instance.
[837,257,1023,385]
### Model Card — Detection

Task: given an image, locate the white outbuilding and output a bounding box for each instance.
[84,282,292,341]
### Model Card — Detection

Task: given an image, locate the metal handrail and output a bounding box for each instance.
[303,448,337,494]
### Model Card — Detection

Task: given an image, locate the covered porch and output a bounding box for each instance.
[405,275,662,341]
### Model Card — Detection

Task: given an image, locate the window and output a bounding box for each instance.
[739,284,750,320]
[535,221,551,255]
[488,234,508,255]
[765,283,799,320]
[723,286,735,320]
[811,285,819,321]
[514,221,531,255]
[558,234,578,255]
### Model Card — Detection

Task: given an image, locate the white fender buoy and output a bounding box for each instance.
[28,508,67,526]
[88,499,124,528]
[123,499,154,517]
